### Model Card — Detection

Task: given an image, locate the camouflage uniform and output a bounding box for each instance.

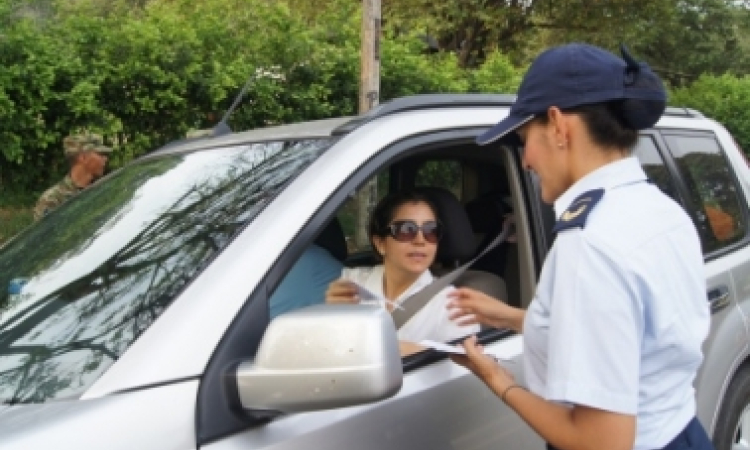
[33,134,112,221]
[33,176,83,221]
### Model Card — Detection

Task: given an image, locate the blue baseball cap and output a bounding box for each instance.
[476,43,667,145]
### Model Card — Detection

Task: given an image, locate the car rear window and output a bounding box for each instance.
[663,133,747,254]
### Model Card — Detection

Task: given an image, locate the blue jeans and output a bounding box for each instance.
[546,417,714,450]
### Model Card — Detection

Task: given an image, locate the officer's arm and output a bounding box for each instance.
[500,388,635,450]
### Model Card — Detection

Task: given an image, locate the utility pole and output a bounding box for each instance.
[359,0,381,114]
[355,0,381,249]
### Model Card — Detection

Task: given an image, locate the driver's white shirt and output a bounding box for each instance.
[342,265,478,343]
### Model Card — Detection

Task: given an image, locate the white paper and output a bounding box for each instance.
[419,334,523,361]
[419,340,467,354]
[354,283,383,303]
[353,282,404,311]
[487,334,523,360]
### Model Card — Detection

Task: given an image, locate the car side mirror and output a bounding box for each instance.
[234,304,402,414]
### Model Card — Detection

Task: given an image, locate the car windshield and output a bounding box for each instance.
[0,138,335,404]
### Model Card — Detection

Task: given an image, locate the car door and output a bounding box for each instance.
[200,127,542,450]
[657,130,750,437]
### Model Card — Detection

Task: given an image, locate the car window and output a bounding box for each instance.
[337,172,390,254]
[415,160,463,200]
[663,133,747,254]
[633,135,680,203]
[0,138,335,404]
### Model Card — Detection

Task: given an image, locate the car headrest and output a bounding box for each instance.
[465,192,510,234]
[314,217,348,262]
[416,187,476,265]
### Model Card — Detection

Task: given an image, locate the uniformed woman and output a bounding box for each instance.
[448,43,714,450]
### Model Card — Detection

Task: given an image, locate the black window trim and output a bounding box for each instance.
[519,149,555,267]
[639,130,690,207]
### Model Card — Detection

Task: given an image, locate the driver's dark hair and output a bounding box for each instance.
[367,191,440,244]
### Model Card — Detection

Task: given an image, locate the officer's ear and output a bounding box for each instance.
[547,107,571,148]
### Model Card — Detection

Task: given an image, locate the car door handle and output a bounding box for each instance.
[708,286,730,313]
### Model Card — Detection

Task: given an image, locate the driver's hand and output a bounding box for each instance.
[325,279,359,304]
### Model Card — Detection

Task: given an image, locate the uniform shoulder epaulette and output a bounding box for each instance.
[553,188,605,234]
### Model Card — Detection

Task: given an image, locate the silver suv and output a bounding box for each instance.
[1,95,748,450]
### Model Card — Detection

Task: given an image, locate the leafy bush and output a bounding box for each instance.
[671,74,750,155]
[4,0,750,208]
[469,51,523,94]
[0,0,514,204]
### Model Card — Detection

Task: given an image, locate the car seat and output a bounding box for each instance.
[416,187,508,303]
[464,191,510,275]
[313,217,348,262]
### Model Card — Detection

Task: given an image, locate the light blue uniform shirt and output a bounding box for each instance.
[523,157,710,450]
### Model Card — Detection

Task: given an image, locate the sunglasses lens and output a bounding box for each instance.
[388,221,441,243]
[422,222,441,243]
[393,222,419,242]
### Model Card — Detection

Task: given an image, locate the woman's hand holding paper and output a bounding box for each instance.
[325,279,359,304]
[447,287,525,333]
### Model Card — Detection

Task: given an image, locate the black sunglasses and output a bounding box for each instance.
[386,220,443,244]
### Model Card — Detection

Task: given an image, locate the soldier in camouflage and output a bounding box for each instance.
[33,134,112,221]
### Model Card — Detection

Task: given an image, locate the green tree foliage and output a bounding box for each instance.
[384,0,686,67]
[469,51,523,93]
[671,74,750,153]
[384,0,536,67]
[629,0,750,86]
[385,0,750,83]
[4,0,750,207]
[1,0,515,202]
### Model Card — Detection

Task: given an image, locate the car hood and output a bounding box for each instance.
[0,381,198,450]
[0,401,84,442]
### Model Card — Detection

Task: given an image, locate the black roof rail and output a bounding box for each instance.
[331,94,516,135]
[331,94,703,136]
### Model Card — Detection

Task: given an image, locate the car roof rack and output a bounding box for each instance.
[331,94,516,135]
[663,107,704,118]
[331,94,703,136]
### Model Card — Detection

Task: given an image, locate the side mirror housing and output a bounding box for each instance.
[235,304,402,413]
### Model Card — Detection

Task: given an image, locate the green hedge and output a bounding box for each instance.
[0,0,524,204]
[670,74,750,154]
[4,0,750,209]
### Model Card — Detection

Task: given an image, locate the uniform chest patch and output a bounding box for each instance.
[553,188,605,233]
